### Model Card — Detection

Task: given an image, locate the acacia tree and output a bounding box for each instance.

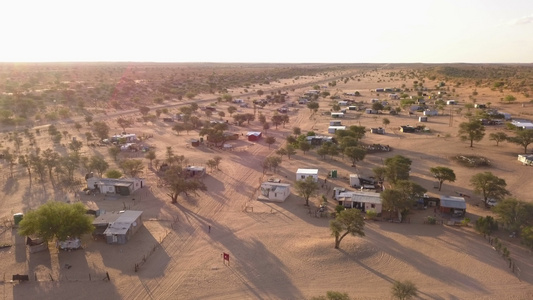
[344,146,366,168]
[120,159,145,177]
[92,121,110,141]
[492,198,533,232]
[89,155,109,177]
[470,172,510,205]
[508,129,533,153]
[489,132,508,146]
[275,148,287,161]
[391,280,418,300]
[384,155,412,184]
[108,146,121,162]
[18,202,94,242]
[458,119,485,147]
[285,144,296,159]
[117,118,132,132]
[145,150,156,166]
[265,136,276,149]
[42,148,60,185]
[330,208,365,249]
[163,165,207,204]
[295,176,319,206]
[429,166,456,191]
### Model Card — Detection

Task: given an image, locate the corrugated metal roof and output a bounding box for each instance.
[296,168,318,175]
[440,196,466,209]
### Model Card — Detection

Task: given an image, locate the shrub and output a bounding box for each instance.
[427,216,437,225]
[366,210,378,220]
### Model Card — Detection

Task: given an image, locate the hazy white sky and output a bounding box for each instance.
[1,0,532,63]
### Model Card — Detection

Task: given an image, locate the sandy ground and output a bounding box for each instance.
[1,68,533,299]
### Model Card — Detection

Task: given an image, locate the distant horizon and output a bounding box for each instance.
[0,61,531,65]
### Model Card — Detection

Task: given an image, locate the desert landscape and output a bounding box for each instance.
[1,63,533,299]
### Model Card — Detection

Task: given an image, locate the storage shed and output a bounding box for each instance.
[246,132,262,141]
[296,169,319,182]
[439,195,466,216]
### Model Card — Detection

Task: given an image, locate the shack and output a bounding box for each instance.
[99,210,144,244]
[439,195,466,216]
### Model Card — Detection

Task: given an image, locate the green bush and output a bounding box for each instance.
[427,216,437,225]
[366,210,378,220]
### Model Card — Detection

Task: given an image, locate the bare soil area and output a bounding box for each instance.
[1,66,533,299]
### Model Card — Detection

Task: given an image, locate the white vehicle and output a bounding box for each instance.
[486,199,498,207]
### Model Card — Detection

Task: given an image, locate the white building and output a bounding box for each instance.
[87,176,145,196]
[328,126,346,134]
[296,169,319,182]
[258,182,291,202]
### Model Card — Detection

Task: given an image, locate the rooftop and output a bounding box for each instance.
[296,168,319,175]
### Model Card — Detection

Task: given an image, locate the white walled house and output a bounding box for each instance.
[296,169,319,182]
[258,182,291,202]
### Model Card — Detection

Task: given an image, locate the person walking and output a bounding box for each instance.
[208,225,211,233]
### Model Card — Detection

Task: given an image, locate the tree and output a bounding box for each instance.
[18,154,33,188]
[521,226,533,250]
[294,176,319,206]
[285,144,296,159]
[343,146,366,168]
[470,172,510,204]
[18,202,94,242]
[429,166,456,191]
[145,150,156,166]
[139,106,150,116]
[233,114,247,126]
[117,118,132,132]
[275,148,287,160]
[458,120,485,147]
[263,122,270,134]
[84,115,93,125]
[106,169,123,178]
[262,156,282,173]
[307,102,319,114]
[384,155,412,184]
[42,148,59,184]
[492,198,533,232]
[108,146,121,162]
[68,139,83,156]
[162,165,207,204]
[271,114,283,129]
[89,155,109,177]
[391,280,418,300]
[475,216,499,236]
[92,121,110,141]
[299,140,311,154]
[372,102,384,112]
[172,123,184,135]
[489,132,508,146]
[57,153,78,181]
[508,129,533,153]
[382,118,390,128]
[213,156,222,170]
[381,188,411,219]
[293,127,301,136]
[330,209,365,249]
[265,136,276,149]
[504,94,516,103]
[227,106,237,116]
